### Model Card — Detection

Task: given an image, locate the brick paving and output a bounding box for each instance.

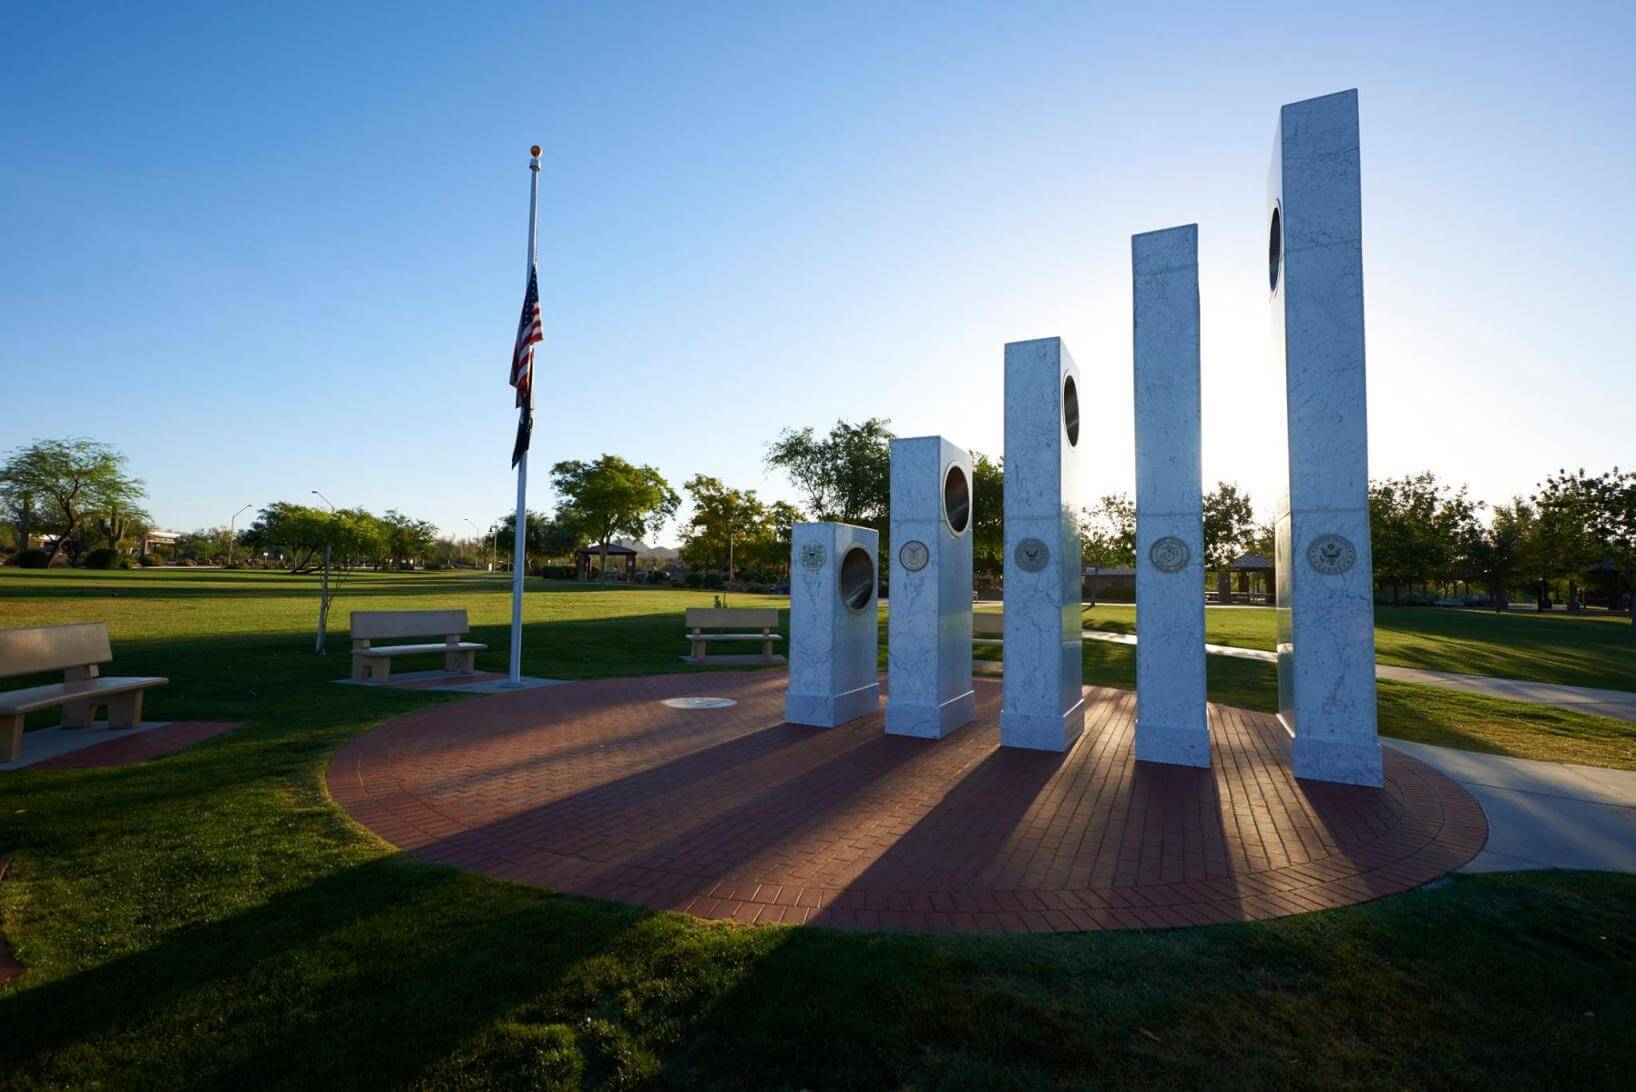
[328,673,1487,933]
[29,722,241,770]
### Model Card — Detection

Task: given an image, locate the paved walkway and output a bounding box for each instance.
[1382,740,1636,873]
[1081,629,1636,723]
[329,672,1484,933]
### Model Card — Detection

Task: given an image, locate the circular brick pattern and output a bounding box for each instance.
[328,674,1487,933]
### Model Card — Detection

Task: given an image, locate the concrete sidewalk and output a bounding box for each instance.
[1080,629,1636,723]
[1382,739,1636,873]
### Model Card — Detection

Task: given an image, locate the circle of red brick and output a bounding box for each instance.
[328,673,1487,933]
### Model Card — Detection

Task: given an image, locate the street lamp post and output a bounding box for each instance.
[227,504,252,568]
[463,518,482,571]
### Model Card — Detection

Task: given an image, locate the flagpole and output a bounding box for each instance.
[508,144,541,686]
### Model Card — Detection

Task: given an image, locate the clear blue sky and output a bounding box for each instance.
[4,2,1632,545]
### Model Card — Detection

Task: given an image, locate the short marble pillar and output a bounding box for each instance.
[1132,224,1209,767]
[886,436,975,739]
[1269,89,1383,787]
[1001,337,1085,752]
[785,521,882,728]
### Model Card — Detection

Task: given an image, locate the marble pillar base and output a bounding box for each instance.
[999,696,1085,753]
[786,680,881,729]
[885,688,976,739]
[1134,719,1210,768]
[1293,734,1383,788]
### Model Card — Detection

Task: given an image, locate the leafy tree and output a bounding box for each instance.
[550,455,679,582]
[1369,472,1481,601]
[1080,493,1135,567]
[765,418,893,527]
[1465,500,1530,610]
[970,452,1004,574]
[380,510,438,570]
[1526,469,1601,610]
[1580,468,1636,634]
[241,502,330,571]
[1202,482,1255,600]
[760,501,805,574]
[495,510,580,568]
[0,437,147,565]
[680,475,767,577]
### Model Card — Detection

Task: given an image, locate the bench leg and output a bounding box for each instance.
[690,638,706,663]
[445,650,476,674]
[761,634,774,661]
[369,658,391,683]
[107,691,144,730]
[3,714,22,763]
[62,699,98,729]
[351,655,369,681]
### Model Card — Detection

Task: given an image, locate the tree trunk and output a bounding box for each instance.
[44,513,73,565]
[1568,578,1580,613]
[1217,570,1233,605]
[315,542,332,653]
[599,540,609,583]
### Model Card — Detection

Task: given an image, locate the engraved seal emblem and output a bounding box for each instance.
[1307,533,1356,575]
[899,540,929,573]
[1014,537,1050,573]
[798,542,826,572]
[1149,536,1190,573]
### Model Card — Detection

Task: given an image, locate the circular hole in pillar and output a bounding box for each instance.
[942,463,970,535]
[1268,204,1282,292]
[838,546,874,611]
[1062,375,1080,447]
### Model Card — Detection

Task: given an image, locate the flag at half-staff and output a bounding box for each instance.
[510,264,543,468]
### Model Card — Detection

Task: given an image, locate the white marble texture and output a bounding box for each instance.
[886,436,976,739]
[1269,89,1382,787]
[786,522,882,727]
[1132,226,1208,768]
[1001,338,1085,752]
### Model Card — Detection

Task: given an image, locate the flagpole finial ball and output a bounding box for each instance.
[530,145,542,157]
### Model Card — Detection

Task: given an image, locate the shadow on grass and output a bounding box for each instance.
[0,854,664,1087]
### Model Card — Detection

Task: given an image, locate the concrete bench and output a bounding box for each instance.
[1,622,168,763]
[683,607,784,665]
[350,609,487,683]
[972,612,1004,647]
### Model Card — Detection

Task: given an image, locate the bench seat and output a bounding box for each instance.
[354,642,486,658]
[687,633,786,643]
[0,676,169,716]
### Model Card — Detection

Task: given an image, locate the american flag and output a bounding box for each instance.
[510,264,543,467]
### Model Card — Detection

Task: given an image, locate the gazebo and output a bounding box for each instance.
[1214,553,1273,604]
[574,543,638,582]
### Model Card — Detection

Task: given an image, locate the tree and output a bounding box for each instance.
[549,455,679,582]
[312,507,386,652]
[970,452,1004,574]
[680,475,767,577]
[1081,493,1135,567]
[1466,500,1530,610]
[241,502,330,571]
[0,437,147,566]
[380,510,438,570]
[495,510,580,569]
[1527,469,1601,611]
[761,501,804,574]
[765,417,893,528]
[1369,472,1481,602]
[1202,482,1255,601]
[1580,468,1636,634]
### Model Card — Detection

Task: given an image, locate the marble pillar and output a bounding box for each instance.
[786,521,882,728]
[1269,89,1383,787]
[1001,337,1085,751]
[1132,224,1209,767]
[886,436,975,739]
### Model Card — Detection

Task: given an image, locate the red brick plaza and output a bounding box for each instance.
[328,673,1486,933]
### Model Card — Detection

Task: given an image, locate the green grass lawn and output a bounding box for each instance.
[2,569,1635,1086]
[1080,601,1636,692]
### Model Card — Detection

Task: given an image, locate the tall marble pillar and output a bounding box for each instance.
[1001,337,1085,752]
[1269,89,1383,787]
[1132,225,1209,767]
[886,436,975,739]
[786,521,881,728]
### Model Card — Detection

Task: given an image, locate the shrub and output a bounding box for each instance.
[13,548,49,569]
[138,554,162,566]
[683,572,703,588]
[84,547,119,569]
[703,571,725,589]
